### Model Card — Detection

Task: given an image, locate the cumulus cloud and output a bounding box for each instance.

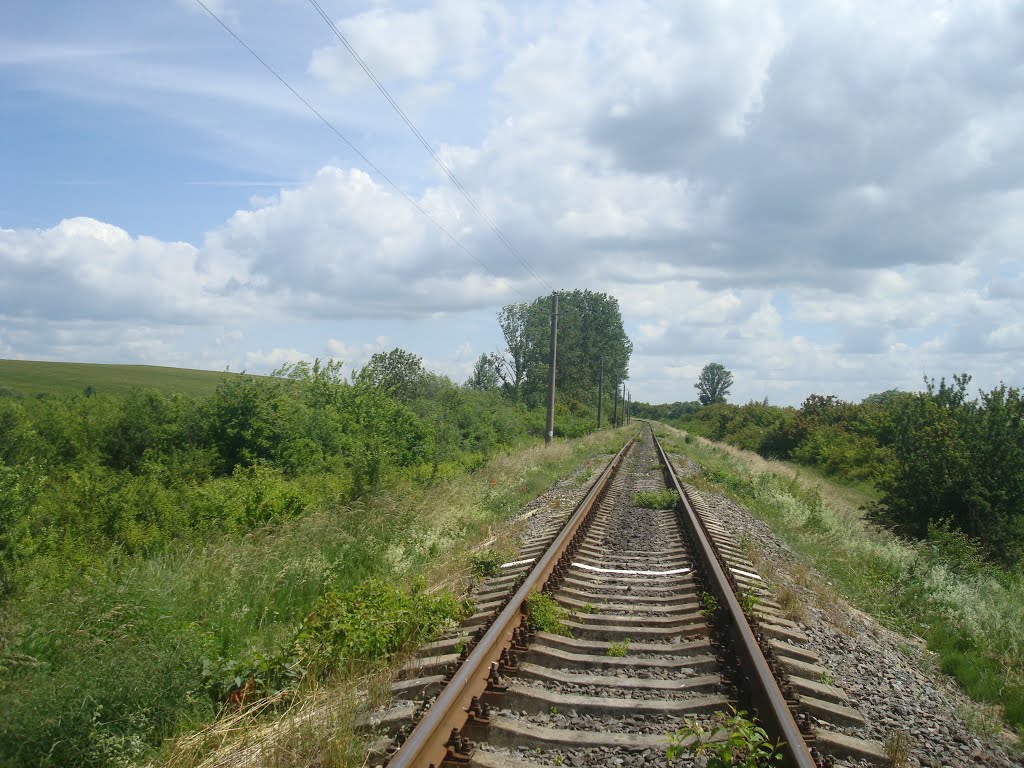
[203,166,526,316]
[0,317,190,367]
[3,0,1023,402]
[243,347,313,372]
[325,336,392,371]
[309,0,503,92]
[0,218,257,323]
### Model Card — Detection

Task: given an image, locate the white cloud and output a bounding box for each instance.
[325,336,392,370]
[243,347,313,372]
[0,218,257,323]
[3,0,1024,404]
[424,340,477,383]
[215,329,243,346]
[202,166,525,316]
[309,0,503,93]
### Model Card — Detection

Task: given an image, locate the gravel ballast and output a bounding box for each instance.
[692,477,1023,768]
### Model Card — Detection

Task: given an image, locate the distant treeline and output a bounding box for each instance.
[634,375,1024,565]
[0,353,604,596]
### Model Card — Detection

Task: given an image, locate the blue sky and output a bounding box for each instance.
[2,0,1022,405]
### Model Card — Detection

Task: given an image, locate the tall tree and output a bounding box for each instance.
[495,303,540,399]
[356,348,427,402]
[466,354,501,391]
[497,290,632,407]
[695,363,734,406]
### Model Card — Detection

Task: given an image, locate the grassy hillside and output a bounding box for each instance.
[0,359,235,397]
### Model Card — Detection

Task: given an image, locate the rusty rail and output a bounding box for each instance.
[651,429,818,768]
[387,435,636,768]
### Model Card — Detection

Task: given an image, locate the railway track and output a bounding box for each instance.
[366,425,887,768]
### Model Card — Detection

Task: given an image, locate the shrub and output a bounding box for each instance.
[526,591,572,637]
[469,548,509,578]
[667,708,783,767]
[295,578,469,673]
[607,639,630,657]
[633,490,678,510]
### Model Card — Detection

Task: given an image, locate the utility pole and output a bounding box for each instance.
[627,391,631,424]
[597,357,604,429]
[544,291,558,446]
[612,382,619,428]
[621,383,626,426]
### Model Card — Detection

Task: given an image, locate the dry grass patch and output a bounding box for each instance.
[160,660,400,768]
[775,586,806,623]
[884,729,913,768]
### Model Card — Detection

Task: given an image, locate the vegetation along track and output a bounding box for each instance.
[364,425,888,768]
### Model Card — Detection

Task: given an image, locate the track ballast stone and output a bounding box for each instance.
[681,458,1023,768]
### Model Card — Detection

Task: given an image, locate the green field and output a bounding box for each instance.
[0,359,238,397]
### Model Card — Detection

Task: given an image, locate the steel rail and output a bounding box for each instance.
[651,429,817,768]
[387,434,636,768]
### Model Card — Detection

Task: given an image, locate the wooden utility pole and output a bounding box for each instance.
[627,391,631,424]
[544,292,558,446]
[612,382,619,428]
[597,357,604,429]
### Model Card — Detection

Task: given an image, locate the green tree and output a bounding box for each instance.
[872,374,1024,563]
[494,302,545,400]
[695,363,734,406]
[101,389,175,474]
[356,348,428,403]
[466,354,501,391]
[202,375,284,474]
[497,291,632,408]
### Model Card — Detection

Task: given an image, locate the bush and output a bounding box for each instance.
[469,548,509,577]
[790,426,882,482]
[667,707,782,767]
[526,591,572,636]
[0,464,37,594]
[874,376,1024,564]
[633,490,678,510]
[295,578,469,673]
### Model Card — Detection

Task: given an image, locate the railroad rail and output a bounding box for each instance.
[370,425,886,768]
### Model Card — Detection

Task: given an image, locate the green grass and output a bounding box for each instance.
[654,423,1024,739]
[633,489,678,509]
[469,548,509,577]
[0,359,237,397]
[526,591,573,637]
[0,425,632,767]
[606,639,630,657]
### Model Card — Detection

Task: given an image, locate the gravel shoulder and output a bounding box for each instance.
[687,467,1023,768]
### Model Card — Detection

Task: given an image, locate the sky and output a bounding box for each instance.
[1,0,1022,406]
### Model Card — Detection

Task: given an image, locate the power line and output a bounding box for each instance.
[193,0,526,301]
[305,0,554,295]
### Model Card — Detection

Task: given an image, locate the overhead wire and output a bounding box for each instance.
[192,0,527,301]
[305,0,554,295]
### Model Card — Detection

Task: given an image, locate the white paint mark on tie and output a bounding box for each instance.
[500,558,536,569]
[730,567,763,581]
[572,562,691,576]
